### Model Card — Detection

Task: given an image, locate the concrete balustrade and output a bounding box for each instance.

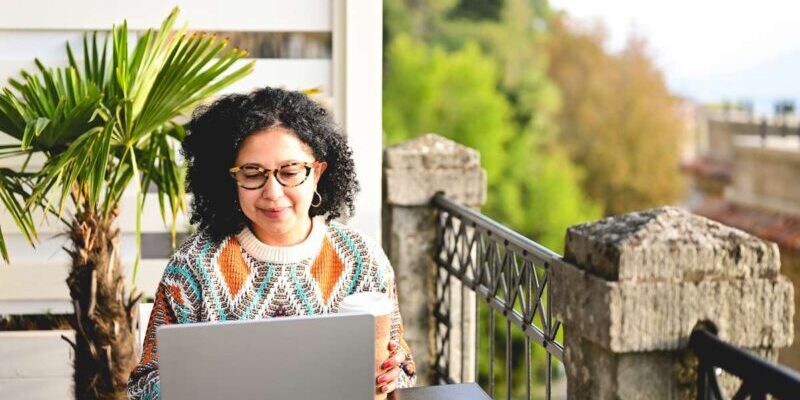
[552,207,794,399]
[386,134,795,399]
[383,134,486,386]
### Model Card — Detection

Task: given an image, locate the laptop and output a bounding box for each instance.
[157,313,376,400]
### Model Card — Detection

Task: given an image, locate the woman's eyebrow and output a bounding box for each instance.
[240,159,307,167]
[239,162,264,167]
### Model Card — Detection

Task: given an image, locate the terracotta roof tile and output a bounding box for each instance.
[695,200,800,251]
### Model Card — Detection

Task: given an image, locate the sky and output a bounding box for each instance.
[548,0,800,114]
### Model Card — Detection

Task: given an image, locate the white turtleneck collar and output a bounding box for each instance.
[235,216,327,264]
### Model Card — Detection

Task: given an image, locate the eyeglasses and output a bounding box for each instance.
[229,161,319,190]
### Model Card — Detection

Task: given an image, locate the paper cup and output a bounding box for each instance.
[338,292,393,400]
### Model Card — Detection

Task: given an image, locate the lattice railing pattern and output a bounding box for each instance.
[431,193,565,399]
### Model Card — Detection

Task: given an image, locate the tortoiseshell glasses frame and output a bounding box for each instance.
[228,161,320,189]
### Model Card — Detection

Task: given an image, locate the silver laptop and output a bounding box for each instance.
[157,313,375,400]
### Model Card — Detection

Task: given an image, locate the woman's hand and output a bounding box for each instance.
[376,341,405,394]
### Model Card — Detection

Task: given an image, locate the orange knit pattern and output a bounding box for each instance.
[140,285,175,367]
[218,239,251,298]
[310,237,345,303]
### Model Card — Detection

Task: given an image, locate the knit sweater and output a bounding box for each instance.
[127,217,416,399]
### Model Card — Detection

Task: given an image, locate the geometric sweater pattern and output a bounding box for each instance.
[127,217,416,399]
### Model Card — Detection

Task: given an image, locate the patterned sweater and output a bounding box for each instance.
[127,217,416,399]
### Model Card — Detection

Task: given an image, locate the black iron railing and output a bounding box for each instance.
[691,327,800,400]
[432,193,565,399]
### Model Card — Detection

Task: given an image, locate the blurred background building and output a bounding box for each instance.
[682,105,800,368]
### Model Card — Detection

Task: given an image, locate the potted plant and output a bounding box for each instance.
[0,8,252,399]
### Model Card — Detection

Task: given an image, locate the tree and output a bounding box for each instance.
[0,9,252,398]
[384,31,600,398]
[386,0,559,133]
[384,2,600,247]
[544,14,686,215]
[387,0,687,217]
[384,1,686,396]
[383,2,601,397]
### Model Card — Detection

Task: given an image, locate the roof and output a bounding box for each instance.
[694,200,800,252]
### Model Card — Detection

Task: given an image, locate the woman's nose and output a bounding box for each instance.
[260,174,284,199]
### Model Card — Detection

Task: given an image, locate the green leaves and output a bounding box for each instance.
[131,28,253,140]
[0,7,253,263]
[383,33,601,251]
[0,64,102,151]
[21,118,50,150]
[0,169,36,261]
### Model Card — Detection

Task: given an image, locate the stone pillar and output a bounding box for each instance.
[552,207,794,399]
[383,134,487,385]
[780,248,800,369]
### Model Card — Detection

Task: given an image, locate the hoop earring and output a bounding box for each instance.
[311,190,322,208]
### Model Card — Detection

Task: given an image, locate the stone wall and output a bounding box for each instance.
[383,134,486,385]
[780,248,800,369]
[552,207,794,399]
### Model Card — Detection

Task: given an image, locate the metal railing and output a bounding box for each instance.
[431,193,565,399]
[691,327,800,400]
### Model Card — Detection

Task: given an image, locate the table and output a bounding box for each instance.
[392,383,492,400]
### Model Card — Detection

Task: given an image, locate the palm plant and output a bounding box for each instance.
[0,8,252,399]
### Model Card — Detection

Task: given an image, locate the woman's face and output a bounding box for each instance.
[233,126,327,246]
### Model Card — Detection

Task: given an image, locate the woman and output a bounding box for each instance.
[128,87,416,399]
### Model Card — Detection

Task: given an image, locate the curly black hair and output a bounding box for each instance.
[181,87,360,241]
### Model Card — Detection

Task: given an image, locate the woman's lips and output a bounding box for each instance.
[259,207,289,218]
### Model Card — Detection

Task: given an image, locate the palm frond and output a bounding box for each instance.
[0,64,103,152]
[130,25,254,141]
[137,123,187,243]
[0,168,37,261]
[27,126,106,214]
[0,6,252,272]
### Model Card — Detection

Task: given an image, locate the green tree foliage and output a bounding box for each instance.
[544,14,686,215]
[384,1,687,397]
[384,1,603,397]
[383,35,599,250]
[383,37,513,181]
[387,0,558,135]
[448,0,505,21]
[384,0,599,248]
[383,0,457,49]
[387,1,687,218]
[383,28,593,400]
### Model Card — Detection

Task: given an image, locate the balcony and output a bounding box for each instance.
[383,134,799,399]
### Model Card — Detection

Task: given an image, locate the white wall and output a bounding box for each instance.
[333,0,384,243]
[0,331,74,400]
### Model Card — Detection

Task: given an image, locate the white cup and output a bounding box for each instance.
[338,292,393,400]
[337,291,393,316]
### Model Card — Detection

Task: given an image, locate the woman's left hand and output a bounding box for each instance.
[376,341,405,394]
